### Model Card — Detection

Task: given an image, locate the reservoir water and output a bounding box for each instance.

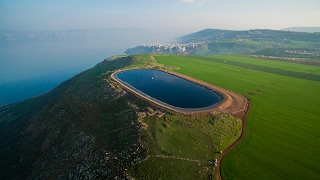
[115,69,223,109]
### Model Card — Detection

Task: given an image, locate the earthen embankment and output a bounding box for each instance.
[111,69,248,116]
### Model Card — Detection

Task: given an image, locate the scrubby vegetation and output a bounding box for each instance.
[0,56,145,179]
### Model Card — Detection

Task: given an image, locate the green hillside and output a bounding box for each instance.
[0,56,145,179]
[1,54,320,179]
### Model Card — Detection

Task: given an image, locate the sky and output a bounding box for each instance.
[1,0,320,31]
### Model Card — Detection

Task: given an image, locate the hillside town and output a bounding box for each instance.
[125,41,203,55]
[125,29,320,59]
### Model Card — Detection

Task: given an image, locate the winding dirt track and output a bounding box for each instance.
[216,98,252,180]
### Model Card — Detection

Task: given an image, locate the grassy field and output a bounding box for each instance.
[155,55,320,179]
[213,55,320,76]
[195,55,320,82]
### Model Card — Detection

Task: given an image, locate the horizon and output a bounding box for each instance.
[1,26,320,32]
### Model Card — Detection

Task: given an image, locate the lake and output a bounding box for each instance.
[0,28,189,107]
[115,69,224,109]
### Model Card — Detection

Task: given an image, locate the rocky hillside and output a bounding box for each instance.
[0,56,147,179]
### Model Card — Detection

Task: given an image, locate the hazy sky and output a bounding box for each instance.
[0,0,320,31]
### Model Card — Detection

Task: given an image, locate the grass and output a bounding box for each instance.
[127,113,242,179]
[125,54,164,69]
[128,157,210,180]
[195,55,320,81]
[155,55,320,179]
[214,55,320,76]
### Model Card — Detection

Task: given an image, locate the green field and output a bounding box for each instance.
[154,55,320,179]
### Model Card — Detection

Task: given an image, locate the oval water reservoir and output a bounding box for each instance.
[115,69,224,109]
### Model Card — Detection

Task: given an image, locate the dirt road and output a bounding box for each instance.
[216,97,252,180]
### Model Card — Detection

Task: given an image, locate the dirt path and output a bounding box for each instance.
[153,155,207,163]
[216,97,252,180]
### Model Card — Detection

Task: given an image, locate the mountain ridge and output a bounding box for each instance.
[281,27,320,33]
[125,28,320,56]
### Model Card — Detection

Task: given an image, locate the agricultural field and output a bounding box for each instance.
[196,39,320,56]
[154,55,320,179]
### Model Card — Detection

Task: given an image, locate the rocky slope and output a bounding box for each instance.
[0,56,147,179]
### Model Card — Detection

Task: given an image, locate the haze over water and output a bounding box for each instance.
[0,28,186,107]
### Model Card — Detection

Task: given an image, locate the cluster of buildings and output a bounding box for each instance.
[141,42,202,53]
[285,49,320,56]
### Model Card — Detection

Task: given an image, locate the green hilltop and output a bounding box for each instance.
[1,54,320,179]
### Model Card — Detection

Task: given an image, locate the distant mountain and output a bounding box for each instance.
[281,27,320,33]
[177,28,320,43]
[176,29,232,42]
[125,28,320,57]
